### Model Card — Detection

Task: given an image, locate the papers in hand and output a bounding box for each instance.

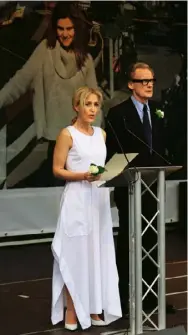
[96,153,138,186]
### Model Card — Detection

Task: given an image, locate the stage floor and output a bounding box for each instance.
[0,228,187,335]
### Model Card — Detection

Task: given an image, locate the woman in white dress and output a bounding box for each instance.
[51,86,122,330]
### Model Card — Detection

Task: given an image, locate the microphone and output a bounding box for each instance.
[107,119,131,166]
[106,119,137,182]
[123,117,171,165]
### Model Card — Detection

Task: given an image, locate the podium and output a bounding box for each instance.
[100,164,182,335]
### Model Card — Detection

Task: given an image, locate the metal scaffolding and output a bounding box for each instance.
[129,167,166,334]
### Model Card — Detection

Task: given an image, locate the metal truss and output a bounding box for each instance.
[129,169,166,334]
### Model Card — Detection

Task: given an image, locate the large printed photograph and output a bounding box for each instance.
[0,1,186,189]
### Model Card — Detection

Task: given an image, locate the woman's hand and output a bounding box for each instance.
[84,172,101,182]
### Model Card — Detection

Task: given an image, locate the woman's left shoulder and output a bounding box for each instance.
[95,127,106,140]
[101,128,106,139]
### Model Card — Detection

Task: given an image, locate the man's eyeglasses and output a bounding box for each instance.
[132,79,156,86]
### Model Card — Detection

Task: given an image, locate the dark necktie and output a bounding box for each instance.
[143,104,152,149]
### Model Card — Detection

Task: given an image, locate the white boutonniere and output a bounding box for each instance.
[89,163,106,176]
[155,109,164,118]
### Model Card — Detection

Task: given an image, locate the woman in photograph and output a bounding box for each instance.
[0,2,100,186]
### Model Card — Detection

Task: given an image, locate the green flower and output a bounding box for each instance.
[155,109,164,118]
[89,163,106,176]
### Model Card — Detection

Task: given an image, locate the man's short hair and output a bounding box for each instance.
[128,62,154,81]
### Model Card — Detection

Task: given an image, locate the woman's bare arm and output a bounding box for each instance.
[53,128,86,181]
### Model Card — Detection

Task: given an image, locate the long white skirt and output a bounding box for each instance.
[51,182,122,329]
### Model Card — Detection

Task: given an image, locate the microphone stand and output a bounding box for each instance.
[107,119,138,184]
[123,118,171,166]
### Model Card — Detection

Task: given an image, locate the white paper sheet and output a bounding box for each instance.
[95,153,138,187]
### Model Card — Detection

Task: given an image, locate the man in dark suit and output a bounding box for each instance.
[105,62,170,313]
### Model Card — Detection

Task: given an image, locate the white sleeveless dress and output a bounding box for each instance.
[51,126,122,329]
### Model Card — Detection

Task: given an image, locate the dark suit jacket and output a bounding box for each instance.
[105,97,166,210]
[105,97,166,167]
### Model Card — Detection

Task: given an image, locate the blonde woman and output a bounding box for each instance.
[51,87,122,330]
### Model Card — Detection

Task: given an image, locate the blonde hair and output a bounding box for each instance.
[71,86,103,124]
[128,62,154,80]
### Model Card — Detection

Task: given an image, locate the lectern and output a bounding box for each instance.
[100,163,182,335]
